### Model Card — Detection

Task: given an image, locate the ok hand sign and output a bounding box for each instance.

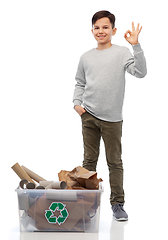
[124,22,142,45]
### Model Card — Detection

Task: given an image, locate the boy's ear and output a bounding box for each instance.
[91,29,93,34]
[112,28,117,36]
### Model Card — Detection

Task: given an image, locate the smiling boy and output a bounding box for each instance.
[73,10,147,221]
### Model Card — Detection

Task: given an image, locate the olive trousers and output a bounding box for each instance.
[81,112,124,205]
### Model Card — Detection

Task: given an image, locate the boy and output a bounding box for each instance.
[73,10,147,221]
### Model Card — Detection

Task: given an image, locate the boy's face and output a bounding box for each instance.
[92,17,117,46]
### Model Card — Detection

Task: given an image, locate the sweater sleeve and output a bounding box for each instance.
[124,44,147,78]
[73,57,86,106]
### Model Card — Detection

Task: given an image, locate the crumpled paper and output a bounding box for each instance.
[58,166,103,190]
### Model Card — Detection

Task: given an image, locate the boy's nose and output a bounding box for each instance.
[99,28,103,33]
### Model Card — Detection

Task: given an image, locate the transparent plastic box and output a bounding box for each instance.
[16,183,103,232]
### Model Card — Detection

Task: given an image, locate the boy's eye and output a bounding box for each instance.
[94,26,109,30]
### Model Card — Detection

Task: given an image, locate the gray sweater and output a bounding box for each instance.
[73,44,147,122]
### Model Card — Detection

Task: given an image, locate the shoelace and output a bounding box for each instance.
[113,204,125,213]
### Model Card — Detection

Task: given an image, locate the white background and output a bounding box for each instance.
[1,0,168,239]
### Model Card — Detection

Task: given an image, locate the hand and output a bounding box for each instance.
[74,105,86,116]
[124,22,142,45]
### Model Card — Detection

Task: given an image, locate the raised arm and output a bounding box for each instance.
[123,22,147,78]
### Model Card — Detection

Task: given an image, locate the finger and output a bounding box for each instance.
[80,110,86,116]
[80,109,83,116]
[124,33,128,39]
[124,30,131,38]
[79,108,86,116]
[125,30,131,34]
[138,25,142,34]
[132,22,135,31]
[136,23,140,31]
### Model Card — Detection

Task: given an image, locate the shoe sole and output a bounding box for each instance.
[113,215,128,221]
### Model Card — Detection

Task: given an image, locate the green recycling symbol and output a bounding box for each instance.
[45,202,69,225]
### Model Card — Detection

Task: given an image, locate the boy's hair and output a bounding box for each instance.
[92,10,115,29]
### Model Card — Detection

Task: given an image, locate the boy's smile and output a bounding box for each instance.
[91,17,117,50]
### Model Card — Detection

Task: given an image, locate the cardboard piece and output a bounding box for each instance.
[21,165,47,183]
[11,163,36,185]
[39,181,53,188]
[17,192,37,211]
[39,181,67,189]
[19,179,36,189]
[46,181,67,190]
[20,179,29,189]
[18,193,30,210]
[58,166,103,190]
[36,186,45,189]
[58,170,80,189]
[27,192,97,231]
[46,190,78,201]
